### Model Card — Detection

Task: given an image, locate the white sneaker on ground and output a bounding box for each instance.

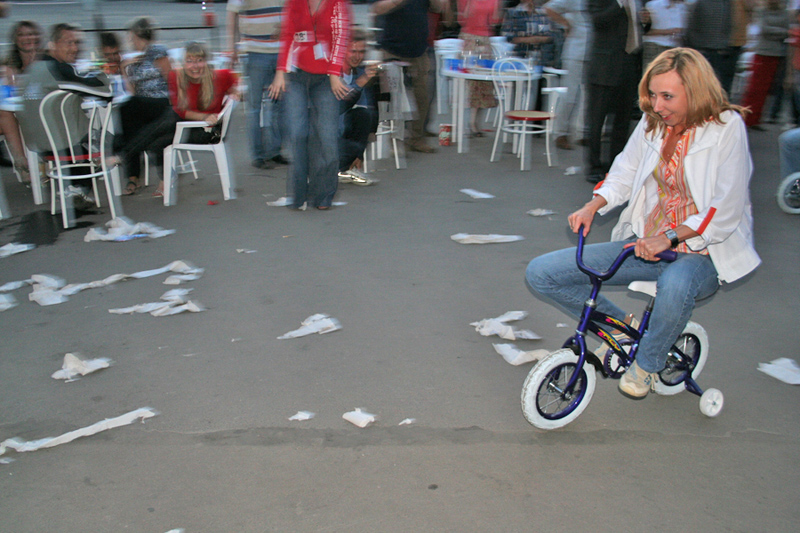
[337,171,354,184]
[347,168,377,186]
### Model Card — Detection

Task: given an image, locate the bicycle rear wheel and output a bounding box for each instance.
[777,172,800,214]
[654,321,708,396]
[521,349,596,430]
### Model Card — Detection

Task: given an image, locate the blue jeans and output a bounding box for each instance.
[285,69,339,208]
[779,127,800,179]
[525,240,719,373]
[246,52,283,162]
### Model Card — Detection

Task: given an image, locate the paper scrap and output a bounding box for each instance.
[25,261,203,307]
[0,407,158,456]
[451,233,524,244]
[266,197,291,207]
[398,418,416,425]
[460,188,495,199]
[278,314,341,339]
[0,280,32,293]
[84,217,175,242]
[0,293,17,312]
[288,411,316,421]
[470,311,541,341]
[564,166,580,175]
[493,344,549,366]
[556,323,569,328]
[758,358,800,385]
[236,249,257,254]
[527,208,555,217]
[51,353,113,381]
[109,289,205,317]
[343,408,377,428]
[0,242,35,258]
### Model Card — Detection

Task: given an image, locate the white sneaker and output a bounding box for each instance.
[338,170,354,184]
[618,361,658,400]
[347,168,377,186]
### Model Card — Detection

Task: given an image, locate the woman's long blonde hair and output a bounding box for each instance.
[638,47,748,136]
[176,41,215,112]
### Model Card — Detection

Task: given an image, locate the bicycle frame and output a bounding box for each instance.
[556,228,677,394]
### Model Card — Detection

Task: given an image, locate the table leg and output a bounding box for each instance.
[457,78,469,154]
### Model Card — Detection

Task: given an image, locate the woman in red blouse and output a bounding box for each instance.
[268,0,350,210]
[154,41,240,197]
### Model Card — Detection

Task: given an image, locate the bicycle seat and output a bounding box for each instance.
[628,281,657,297]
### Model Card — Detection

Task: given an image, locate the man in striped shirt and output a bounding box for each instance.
[228,0,288,169]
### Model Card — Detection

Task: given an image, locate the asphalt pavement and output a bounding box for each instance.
[1,2,799,531]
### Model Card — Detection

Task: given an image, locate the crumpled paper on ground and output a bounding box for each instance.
[0,407,158,456]
[26,260,203,306]
[0,242,35,258]
[471,311,541,341]
[493,343,549,366]
[84,217,175,242]
[0,293,17,312]
[398,418,416,425]
[343,408,377,428]
[288,411,316,421]
[278,314,341,339]
[757,358,800,385]
[460,188,495,199]
[527,208,556,217]
[52,353,113,381]
[451,233,524,244]
[109,288,205,317]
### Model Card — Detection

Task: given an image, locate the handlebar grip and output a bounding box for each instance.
[656,249,678,262]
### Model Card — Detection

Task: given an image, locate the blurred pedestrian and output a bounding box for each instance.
[269,0,350,210]
[227,0,288,170]
[739,0,790,129]
[458,0,501,136]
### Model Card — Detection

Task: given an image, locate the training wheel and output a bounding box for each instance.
[699,388,724,417]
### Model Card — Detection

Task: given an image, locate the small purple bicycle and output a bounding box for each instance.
[521,227,724,430]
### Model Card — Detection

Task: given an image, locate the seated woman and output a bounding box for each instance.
[156,41,239,197]
[525,48,760,399]
[116,17,172,195]
[1,20,43,182]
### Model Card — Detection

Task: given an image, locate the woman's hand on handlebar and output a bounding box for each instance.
[568,195,607,235]
[624,235,672,262]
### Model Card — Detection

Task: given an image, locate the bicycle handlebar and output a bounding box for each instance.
[576,225,677,281]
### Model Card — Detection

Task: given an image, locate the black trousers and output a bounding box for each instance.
[339,106,378,172]
[585,81,638,177]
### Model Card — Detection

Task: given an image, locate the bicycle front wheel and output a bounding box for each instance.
[521,349,596,430]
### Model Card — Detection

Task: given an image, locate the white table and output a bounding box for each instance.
[441,67,540,154]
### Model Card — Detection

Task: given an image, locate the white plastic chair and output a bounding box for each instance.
[490,59,566,170]
[39,90,121,228]
[162,98,237,206]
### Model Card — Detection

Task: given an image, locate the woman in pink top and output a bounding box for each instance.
[269,0,350,210]
[458,0,501,136]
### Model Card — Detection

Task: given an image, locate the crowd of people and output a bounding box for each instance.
[0,0,796,209]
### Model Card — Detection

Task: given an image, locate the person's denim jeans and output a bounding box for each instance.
[246,52,283,162]
[779,127,800,179]
[285,69,339,208]
[525,240,719,373]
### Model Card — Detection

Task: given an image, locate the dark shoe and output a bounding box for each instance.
[585,174,604,184]
[271,155,290,165]
[252,158,275,169]
[555,135,572,150]
[408,140,437,153]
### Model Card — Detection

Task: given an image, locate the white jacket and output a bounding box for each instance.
[594,110,760,283]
